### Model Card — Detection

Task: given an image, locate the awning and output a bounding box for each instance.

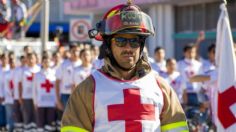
[27,23,69,33]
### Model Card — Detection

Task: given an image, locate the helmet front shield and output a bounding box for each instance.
[101,11,155,36]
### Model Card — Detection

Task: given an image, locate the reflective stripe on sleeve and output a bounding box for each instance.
[161,121,189,132]
[61,126,88,132]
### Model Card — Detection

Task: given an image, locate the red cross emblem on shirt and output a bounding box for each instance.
[41,79,54,93]
[107,89,156,132]
[27,73,34,81]
[9,80,14,90]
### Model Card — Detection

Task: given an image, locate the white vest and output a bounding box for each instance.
[33,69,56,107]
[21,65,41,99]
[3,70,14,104]
[92,70,164,132]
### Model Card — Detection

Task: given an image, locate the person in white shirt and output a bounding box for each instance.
[19,52,41,131]
[91,45,100,62]
[189,70,217,129]
[151,46,166,75]
[55,44,81,111]
[3,55,16,132]
[13,55,27,131]
[202,44,216,73]
[72,49,94,90]
[33,55,56,132]
[50,51,63,132]
[162,58,184,103]
[177,44,203,106]
[51,51,62,71]
[0,53,10,131]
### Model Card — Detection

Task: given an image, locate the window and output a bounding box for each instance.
[174,1,236,32]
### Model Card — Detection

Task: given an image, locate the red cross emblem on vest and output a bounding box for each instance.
[41,79,54,93]
[27,73,34,81]
[107,89,156,132]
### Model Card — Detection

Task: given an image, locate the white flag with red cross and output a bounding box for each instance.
[215,2,236,132]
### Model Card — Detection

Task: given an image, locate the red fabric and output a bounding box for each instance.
[26,73,34,81]
[0,23,9,32]
[108,89,155,132]
[41,79,54,93]
[218,86,236,128]
[103,4,124,19]
[9,80,14,90]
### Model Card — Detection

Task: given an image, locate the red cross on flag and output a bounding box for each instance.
[215,2,236,131]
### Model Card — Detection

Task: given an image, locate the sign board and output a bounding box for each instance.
[64,0,165,14]
[69,16,92,42]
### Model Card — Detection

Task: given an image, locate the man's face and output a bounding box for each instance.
[1,55,8,66]
[154,49,165,62]
[185,47,197,59]
[53,53,61,63]
[70,47,80,61]
[42,58,50,69]
[111,34,141,69]
[81,50,92,64]
[208,49,215,62]
[28,55,36,66]
[166,59,177,73]
[9,58,16,69]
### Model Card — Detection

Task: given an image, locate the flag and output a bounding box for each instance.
[215,2,236,132]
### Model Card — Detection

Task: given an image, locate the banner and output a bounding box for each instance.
[215,3,236,132]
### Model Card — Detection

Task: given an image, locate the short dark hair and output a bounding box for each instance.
[0,53,8,59]
[42,54,50,61]
[183,43,196,53]
[69,42,78,49]
[27,52,37,58]
[79,49,90,58]
[154,46,164,53]
[20,55,25,60]
[208,43,216,53]
[166,58,176,65]
[23,45,31,51]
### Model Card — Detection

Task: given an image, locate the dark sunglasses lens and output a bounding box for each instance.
[129,38,140,48]
[114,37,127,47]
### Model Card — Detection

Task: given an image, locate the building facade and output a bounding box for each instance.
[27,0,236,59]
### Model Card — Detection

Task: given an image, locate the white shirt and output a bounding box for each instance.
[202,69,218,123]
[3,69,14,104]
[177,58,202,93]
[56,59,81,94]
[20,65,41,99]
[151,60,166,75]
[162,71,184,103]
[0,65,10,99]
[72,65,94,86]
[202,60,216,73]
[33,68,56,107]
[13,66,27,100]
[92,59,104,69]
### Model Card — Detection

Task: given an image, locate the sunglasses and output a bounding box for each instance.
[112,37,141,48]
